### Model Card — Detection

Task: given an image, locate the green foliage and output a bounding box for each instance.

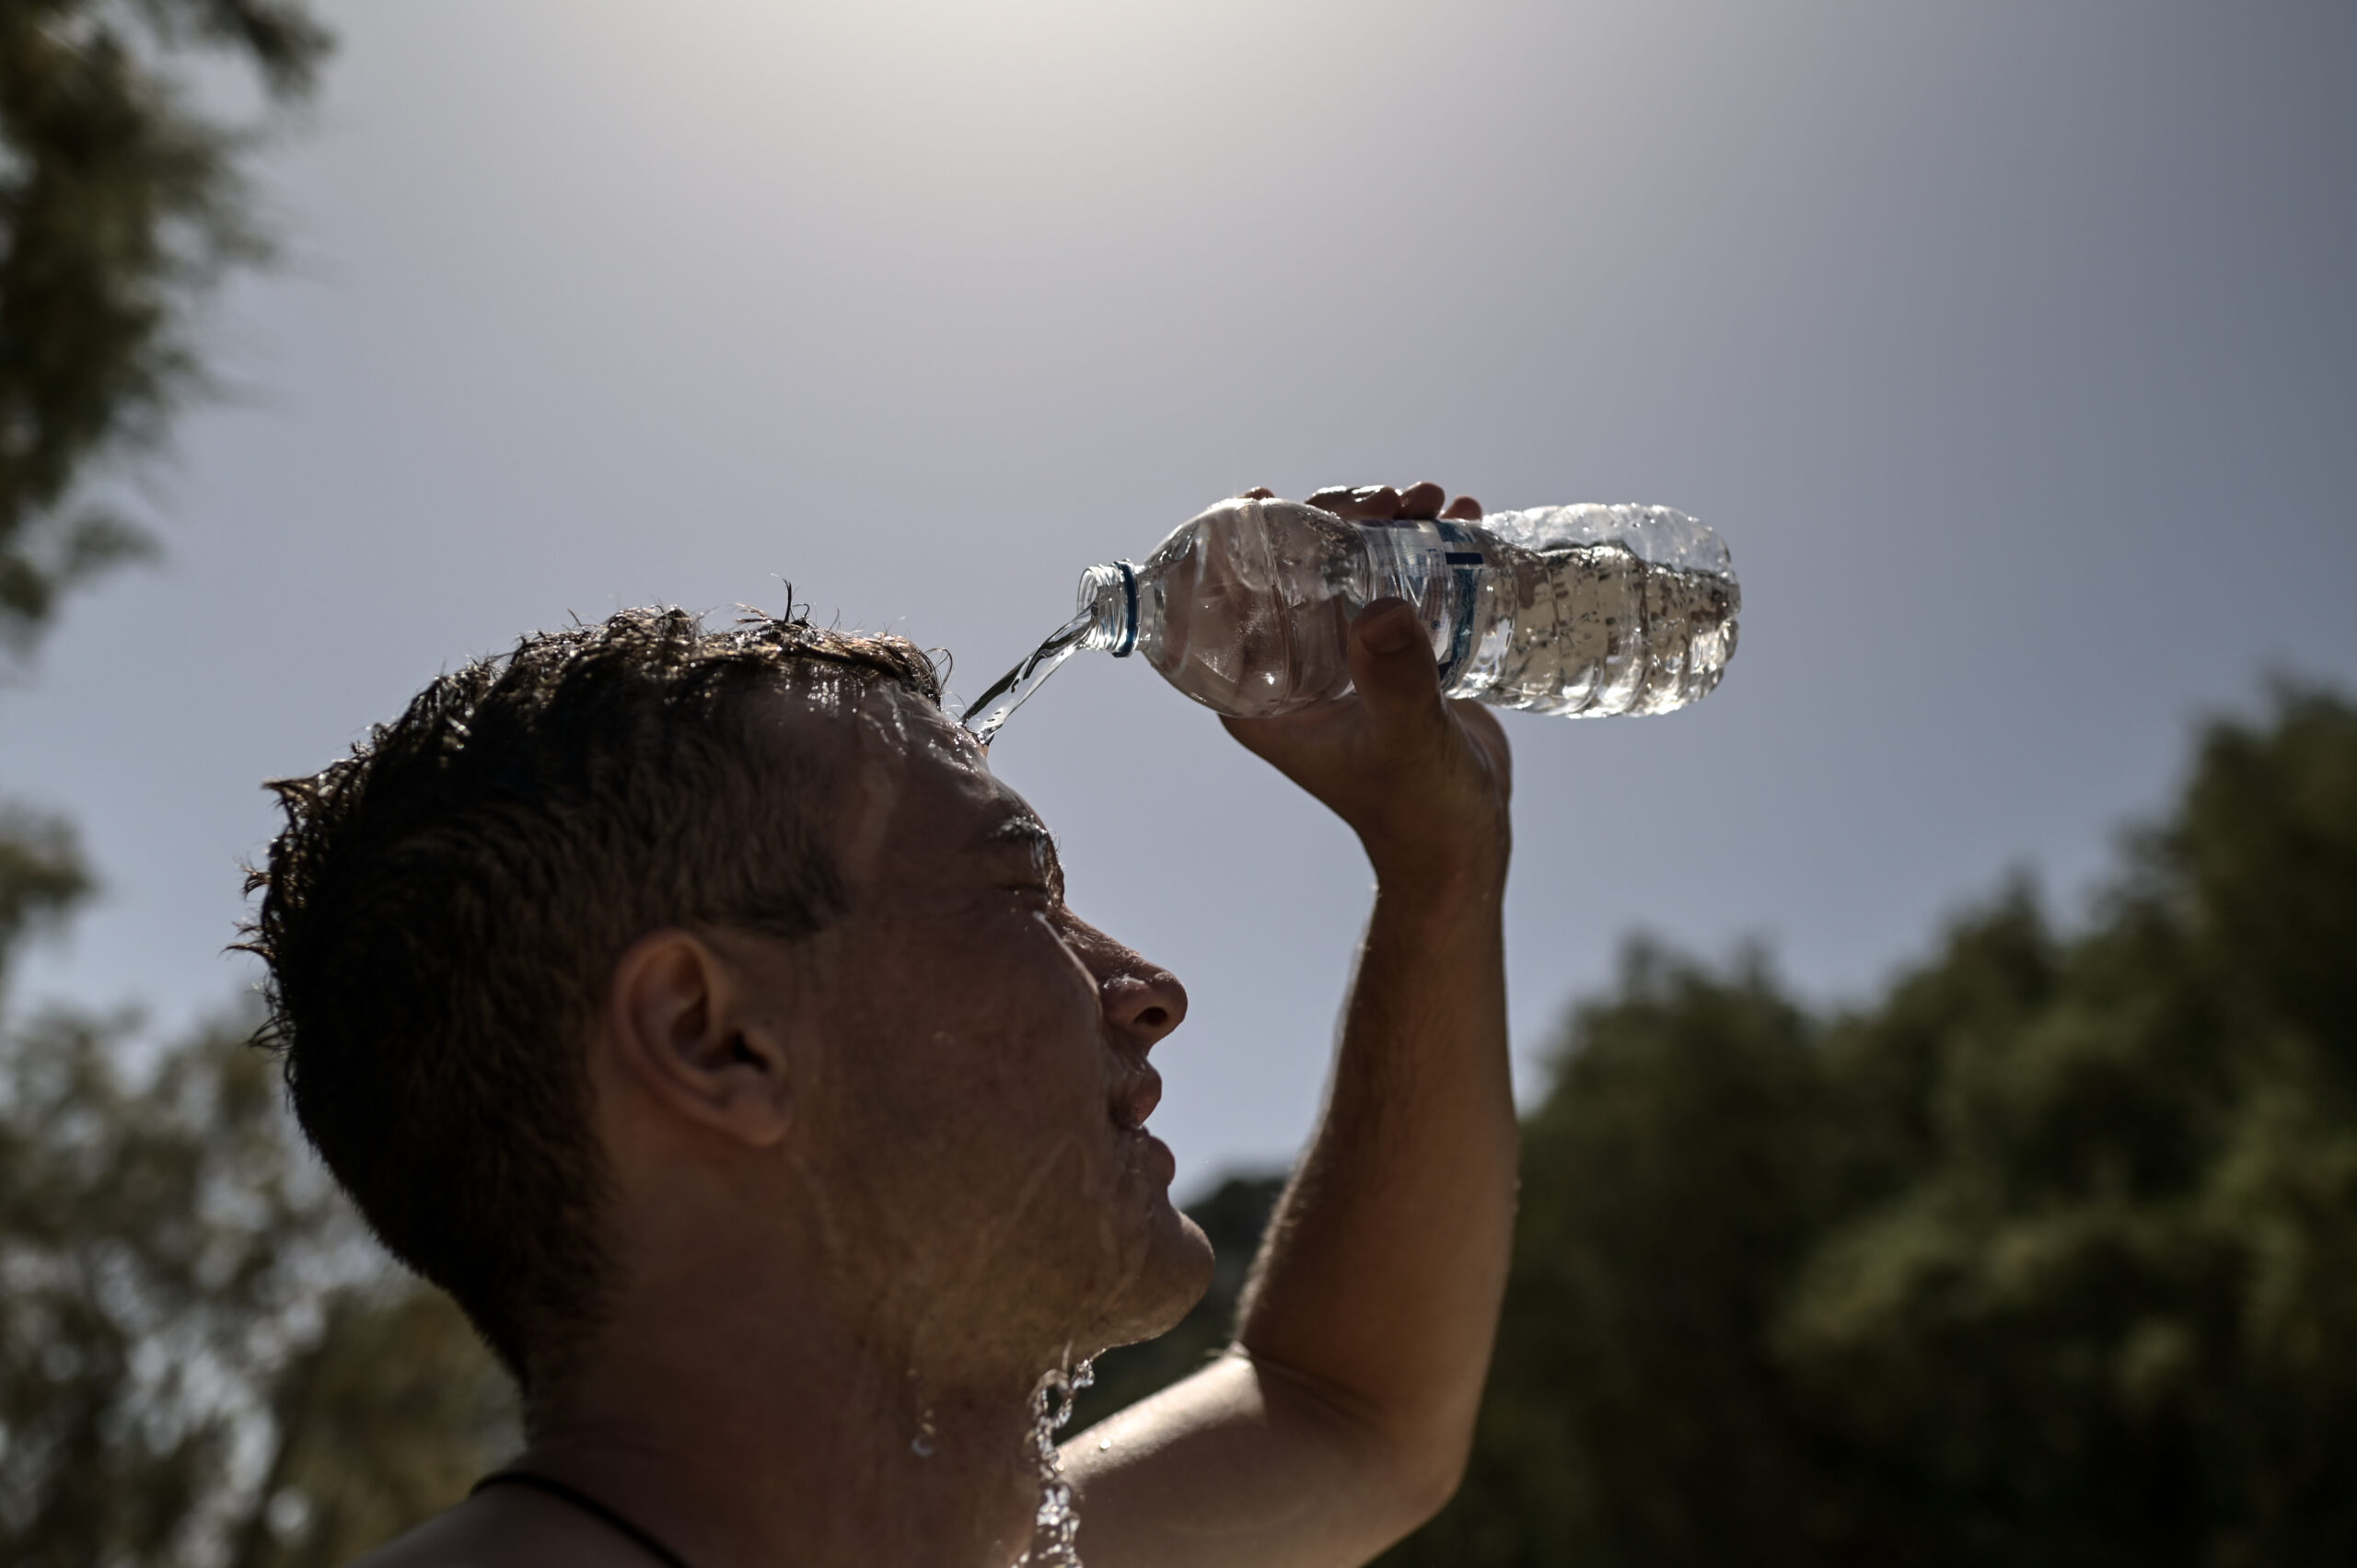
[1387,945,1836,1567]
[0,0,330,654]
[0,806,87,993]
[1377,685,2357,1566]
[231,1285,519,1567]
[1,729,517,1567]
[0,1001,517,1568]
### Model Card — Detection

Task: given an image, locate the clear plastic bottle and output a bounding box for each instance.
[956,496,1742,741]
[1062,496,1741,720]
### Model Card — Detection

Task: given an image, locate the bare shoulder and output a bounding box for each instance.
[346,1487,651,1568]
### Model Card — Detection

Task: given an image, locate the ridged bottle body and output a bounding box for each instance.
[1077,497,1740,720]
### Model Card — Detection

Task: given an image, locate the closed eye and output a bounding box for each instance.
[981,821,1066,904]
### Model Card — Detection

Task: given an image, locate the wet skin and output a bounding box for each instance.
[741,679,1217,1368]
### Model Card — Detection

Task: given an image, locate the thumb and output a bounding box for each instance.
[1348,598,1449,741]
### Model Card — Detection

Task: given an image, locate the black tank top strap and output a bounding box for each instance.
[470,1469,697,1568]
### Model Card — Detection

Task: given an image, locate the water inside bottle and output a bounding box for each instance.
[1464,540,1740,717]
[961,605,1098,746]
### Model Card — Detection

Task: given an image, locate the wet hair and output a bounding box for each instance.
[242,606,942,1391]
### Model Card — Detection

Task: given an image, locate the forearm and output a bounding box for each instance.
[1233,861,1517,1491]
[1068,559,1520,1566]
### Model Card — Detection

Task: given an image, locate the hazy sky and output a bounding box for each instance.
[7,1,2353,1185]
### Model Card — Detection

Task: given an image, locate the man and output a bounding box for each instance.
[249,481,1517,1568]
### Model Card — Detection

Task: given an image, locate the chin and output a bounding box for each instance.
[1095,1206,1218,1353]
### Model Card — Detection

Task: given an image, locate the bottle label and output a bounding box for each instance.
[1434,520,1486,687]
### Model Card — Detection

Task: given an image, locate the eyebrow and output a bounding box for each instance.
[977,813,1052,848]
[975,814,1064,887]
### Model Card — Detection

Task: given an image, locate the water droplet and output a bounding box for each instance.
[908,1370,938,1458]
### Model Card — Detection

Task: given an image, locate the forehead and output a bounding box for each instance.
[744,673,1046,888]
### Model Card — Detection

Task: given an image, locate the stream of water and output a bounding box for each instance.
[960,605,1098,746]
[1014,1357,1097,1567]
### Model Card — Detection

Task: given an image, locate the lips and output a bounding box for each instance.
[1110,1064,1175,1184]
[1109,1062,1163,1132]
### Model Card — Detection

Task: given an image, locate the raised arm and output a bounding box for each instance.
[1070,483,1517,1568]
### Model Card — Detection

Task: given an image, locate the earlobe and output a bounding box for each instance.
[606,929,795,1148]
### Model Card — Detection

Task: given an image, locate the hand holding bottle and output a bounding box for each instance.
[1224,589,1514,896]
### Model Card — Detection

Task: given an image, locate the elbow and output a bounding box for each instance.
[1364,1416,1477,1545]
[1392,1432,1474,1534]
[1248,1352,1483,1551]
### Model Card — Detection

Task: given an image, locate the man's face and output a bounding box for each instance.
[751,677,1214,1369]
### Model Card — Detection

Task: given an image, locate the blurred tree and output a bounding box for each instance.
[1383,942,1837,1567]
[0,805,88,973]
[0,9,521,1567]
[1375,685,2357,1567]
[0,0,329,654]
[0,991,516,1568]
[1771,686,2357,1567]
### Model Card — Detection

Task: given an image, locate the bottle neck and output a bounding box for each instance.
[1076,562,1140,656]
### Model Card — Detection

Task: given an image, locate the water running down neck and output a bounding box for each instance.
[1014,1357,1096,1567]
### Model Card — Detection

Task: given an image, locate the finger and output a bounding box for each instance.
[1397,481,1446,519]
[1310,482,1395,518]
[1240,485,1276,499]
[1347,598,1448,747]
[1441,494,1484,520]
[1308,484,1404,521]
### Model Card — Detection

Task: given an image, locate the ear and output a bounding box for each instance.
[602,928,795,1148]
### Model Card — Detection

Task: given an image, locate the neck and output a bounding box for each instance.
[517,1272,1069,1568]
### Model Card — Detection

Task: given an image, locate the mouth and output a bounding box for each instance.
[1110,1063,1162,1132]
[1110,1066,1176,1185]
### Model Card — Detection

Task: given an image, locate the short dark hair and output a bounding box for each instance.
[243,606,942,1390]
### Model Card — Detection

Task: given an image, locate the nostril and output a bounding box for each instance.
[1097,958,1188,1042]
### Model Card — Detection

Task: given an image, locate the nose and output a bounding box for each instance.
[1070,921,1188,1051]
[1105,962,1188,1050]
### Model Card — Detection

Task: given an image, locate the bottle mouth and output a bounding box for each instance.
[1076,562,1140,657]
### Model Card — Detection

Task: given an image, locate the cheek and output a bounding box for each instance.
[831,912,1104,1163]
[934,907,1102,1051]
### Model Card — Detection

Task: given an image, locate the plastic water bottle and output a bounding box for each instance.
[960,496,1740,740]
